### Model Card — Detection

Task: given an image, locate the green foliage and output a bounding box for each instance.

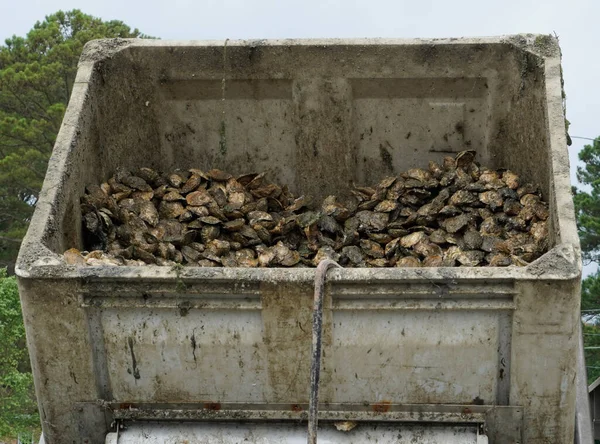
[574,137,600,263]
[582,270,600,321]
[0,10,149,270]
[0,269,39,439]
[574,136,600,385]
[584,323,600,385]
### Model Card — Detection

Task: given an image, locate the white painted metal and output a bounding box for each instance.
[106,422,483,444]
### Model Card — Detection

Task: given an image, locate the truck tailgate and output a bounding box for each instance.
[106,422,488,443]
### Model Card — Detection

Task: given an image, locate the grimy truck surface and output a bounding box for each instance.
[17,36,580,443]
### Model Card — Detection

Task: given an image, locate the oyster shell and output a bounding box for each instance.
[77,150,550,269]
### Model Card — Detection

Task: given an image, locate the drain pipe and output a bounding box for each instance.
[308,259,341,444]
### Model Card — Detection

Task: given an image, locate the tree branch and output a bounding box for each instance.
[0,211,30,226]
[0,130,41,146]
[0,235,22,244]
[27,81,60,108]
[0,149,47,181]
[0,101,39,121]
[40,131,56,152]
[6,86,52,123]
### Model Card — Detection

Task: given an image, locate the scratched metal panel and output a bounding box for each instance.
[100,307,270,402]
[89,280,513,407]
[327,310,502,405]
[93,281,318,404]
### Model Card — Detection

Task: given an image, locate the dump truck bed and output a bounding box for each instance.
[17,36,579,443]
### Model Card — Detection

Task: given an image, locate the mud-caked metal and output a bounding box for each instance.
[17,36,580,443]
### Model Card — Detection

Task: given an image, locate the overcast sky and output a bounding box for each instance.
[2,0,599,272]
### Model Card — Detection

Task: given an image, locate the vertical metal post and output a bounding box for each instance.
[575,321,594,444]
[308,260,340,444]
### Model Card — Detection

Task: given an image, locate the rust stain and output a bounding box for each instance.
[372,400,392,413]
[203,402,222,411]
[119,403,136,409]
[462,407,473,415]
[291,404,303,412]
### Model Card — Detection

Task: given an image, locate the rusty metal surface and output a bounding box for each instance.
[100,402,503,422]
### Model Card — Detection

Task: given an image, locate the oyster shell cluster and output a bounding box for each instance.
[67,151,549,268]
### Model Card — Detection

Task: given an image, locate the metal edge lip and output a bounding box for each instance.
[14,264,570,282]
[103,34,550,49]
[18,243,577,281]
[101,401,518,423]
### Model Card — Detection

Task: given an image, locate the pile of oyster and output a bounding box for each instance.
[66,151,549,268]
